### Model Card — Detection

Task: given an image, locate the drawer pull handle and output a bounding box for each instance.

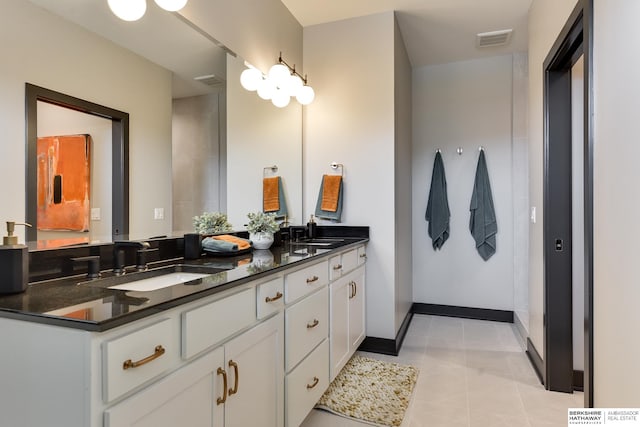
[216,367,228,405]
[360,253,367,259]
[228,360,239,396]
[306,376,320,389]
[265,291,283,303]
[349,281,355,299]
[122,345,165,370]
[307,319,320,329]
[353,281,357,298]
[332,264,342,270]
[306,275,319,284]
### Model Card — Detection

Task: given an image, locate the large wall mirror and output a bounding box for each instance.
[21,0,302,246]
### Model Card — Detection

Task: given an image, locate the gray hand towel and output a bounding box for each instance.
[425,151,450,249]
[469,150,497,261]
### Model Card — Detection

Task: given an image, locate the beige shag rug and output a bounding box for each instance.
[315,355,419,427]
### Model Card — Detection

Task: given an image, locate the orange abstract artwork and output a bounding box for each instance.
[37,134,91,231]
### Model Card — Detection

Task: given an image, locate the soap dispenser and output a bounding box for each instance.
[306,215,317,239]
[0,221,31,294]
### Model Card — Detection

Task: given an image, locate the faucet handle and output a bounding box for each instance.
[72,256,101,279]
[136,248,159,272]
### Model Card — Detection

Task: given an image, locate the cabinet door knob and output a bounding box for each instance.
[216,367,228,405]
[122,345,165,370]
[306,275,319,284]
[228,360,239,396]
[306,376,320,389]
[307,319,320,329]
[265,291,283,303]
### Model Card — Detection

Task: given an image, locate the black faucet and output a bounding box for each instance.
[113,241,152,275]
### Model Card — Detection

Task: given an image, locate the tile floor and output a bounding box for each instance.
[301,314,583,427]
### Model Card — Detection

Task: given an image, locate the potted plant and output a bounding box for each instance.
[193,212,233,235]
[246,211,279,249]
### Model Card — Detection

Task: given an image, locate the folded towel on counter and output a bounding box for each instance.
[263,177,280,212]
[263,176,288,218]
[469,150,497,261]
[202,237,237,252]
[202,235,252,253]
[425,151,450,250]
[314,175,344,222]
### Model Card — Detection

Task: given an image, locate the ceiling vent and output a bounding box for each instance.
[194,74,225,87]
[476,29,513,48]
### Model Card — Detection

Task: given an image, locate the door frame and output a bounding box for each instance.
[542,0,594,406]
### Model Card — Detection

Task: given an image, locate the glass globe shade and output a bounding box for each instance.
[257,78,275,100]
[240,68,262,91]
[296,85,315,105]
[272,89,291,108]
[154,0,188,11]
[108,0,147,21]
[268,64,291,90]
[288,74,303,97]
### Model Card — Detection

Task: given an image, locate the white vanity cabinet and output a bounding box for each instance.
[0,241,366,427]
[104,312,283,427]
[329,246,366,381]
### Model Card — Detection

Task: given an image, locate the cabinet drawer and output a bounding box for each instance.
[340,249,358,274]
[328,255,342,281]
[284,260,328,304]
[103,318,178,403]
[285,287,328,372]
[257,277,284,320]
[182,288,256,359]
[286,339,329,427]
[357,245,367,265]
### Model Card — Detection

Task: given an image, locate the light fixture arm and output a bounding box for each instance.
[278,52,308,85]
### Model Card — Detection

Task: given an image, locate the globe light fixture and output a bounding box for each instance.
[240,53,314,107]
[108,0,147,21]
[296,85,315,105]
[240,67,263,91]
[154,0,188,12]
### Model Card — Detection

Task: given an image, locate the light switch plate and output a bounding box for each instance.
[154,208,164,220]
[91,208,101,221]
[530,206,536,223]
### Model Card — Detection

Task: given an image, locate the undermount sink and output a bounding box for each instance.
[290,238,345,247]
[82,264,227,292]
[108,272,210,292]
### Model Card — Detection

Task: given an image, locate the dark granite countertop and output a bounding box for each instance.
[0,237,368,332]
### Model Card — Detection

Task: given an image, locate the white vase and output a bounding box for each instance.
[249,232,274,250]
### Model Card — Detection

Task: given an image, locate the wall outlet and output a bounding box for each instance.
[91,208,101,221]
[154,208,164,220]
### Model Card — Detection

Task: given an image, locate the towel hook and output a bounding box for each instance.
[330,162,344,176]
[456,147,463,155]
[263,165,278,177]
[478,146,484,152]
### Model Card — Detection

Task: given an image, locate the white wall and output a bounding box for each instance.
[303,12,398,339]
[37,102,112,243]
[0,0,173,242]
[527,0,579,354]
[394,17,414,331]
[172,92,223,235]
[592,0,640,406]
[179,0,303,76]
[512,52,530,334]
[412,55,515,311]
[226,54,303,230]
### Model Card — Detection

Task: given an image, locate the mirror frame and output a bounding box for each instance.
[25,83,129,242]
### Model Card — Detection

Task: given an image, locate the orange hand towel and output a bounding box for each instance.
[321,175,342,212]
[213,235,252,251]
[263,177,280,212]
